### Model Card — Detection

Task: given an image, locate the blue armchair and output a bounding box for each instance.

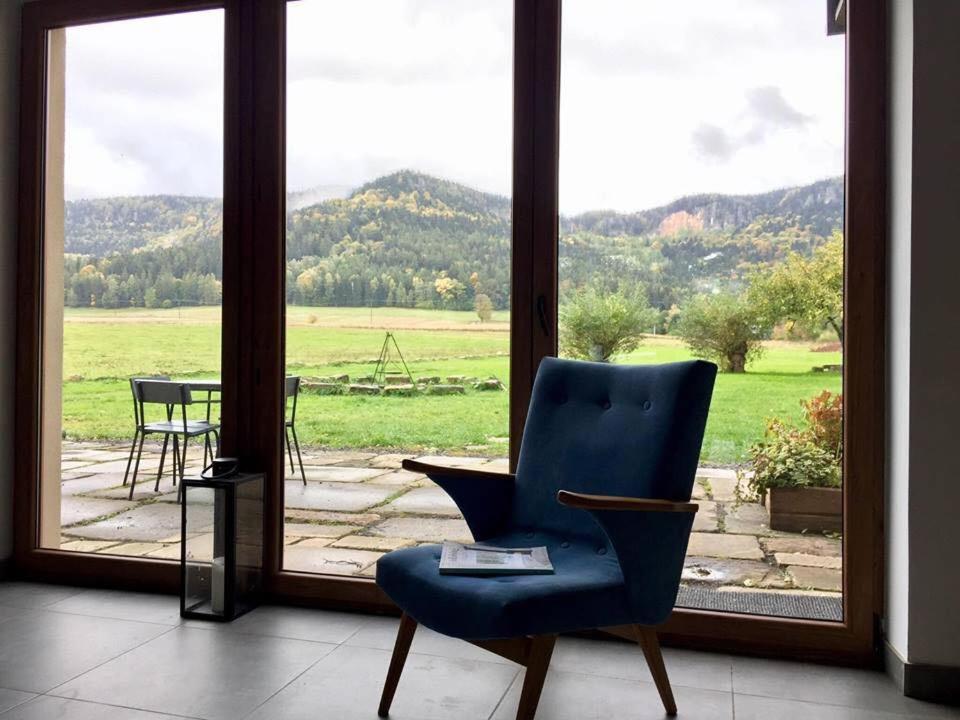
[376,357,717,719]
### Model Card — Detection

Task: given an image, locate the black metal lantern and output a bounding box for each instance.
[180,471,264,621]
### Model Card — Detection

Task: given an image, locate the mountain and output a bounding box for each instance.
[62,170,843,314]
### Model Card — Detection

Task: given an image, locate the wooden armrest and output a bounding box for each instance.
[401,458,515,481]
[556,490,698,513]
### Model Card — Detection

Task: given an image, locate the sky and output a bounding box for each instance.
[63,0,843,214]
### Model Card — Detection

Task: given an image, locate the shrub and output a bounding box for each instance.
[803,390,842,461]
[474,293,494,322]
[559,285,654,362]
[676,292,768,372]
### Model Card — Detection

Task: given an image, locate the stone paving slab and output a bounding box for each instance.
[298,466,390,483]
[380,486,460,517]
[368,516,472,543]
[103,542,166,557]
[787,565,842,591]
[774,552,843,570]
[283,522,358,538]
[283,481,397,512]
[284,545,382,575]
[65,502,212,542]
[146,533,214,560]
[687,532,763,560]
[705,475,739,502]
[367,453,415,469]
[692,501,719,532]
[414,455,490,468]
[301,451,377,466]
[682,556,772,586]
[723,502,775,535]
[284,508,381,525]
[372,469,426,486]
[330,535,414,552]
[763,536,841,556]
[61,496,138,527]
[61,474,127,496]
[60,539,121,553]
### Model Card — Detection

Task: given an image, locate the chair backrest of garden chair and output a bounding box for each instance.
[129,375,171,428]
[285,376,301,423]
[135,379,193,431]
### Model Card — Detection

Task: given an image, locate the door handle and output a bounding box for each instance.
[536,294,550,337]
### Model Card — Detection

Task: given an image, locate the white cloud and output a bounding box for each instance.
[63,0,843,214]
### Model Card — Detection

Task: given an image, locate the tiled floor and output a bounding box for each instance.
[0,581,956,720]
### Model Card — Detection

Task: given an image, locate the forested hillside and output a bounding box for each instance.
[63,170,843,314]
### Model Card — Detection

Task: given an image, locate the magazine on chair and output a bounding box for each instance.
[439,541,554,575]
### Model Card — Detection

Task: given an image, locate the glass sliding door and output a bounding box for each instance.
[40,10,225,560]
[558,1,845,619]
[282,1,513,576]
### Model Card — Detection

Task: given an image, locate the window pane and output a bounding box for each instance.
[43,10,224,559]
[282,1,513,576]
[559,1,844,619]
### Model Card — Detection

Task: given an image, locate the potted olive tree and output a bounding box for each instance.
[743,391,842,533]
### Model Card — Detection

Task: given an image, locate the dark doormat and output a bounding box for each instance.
[677,585,842,621]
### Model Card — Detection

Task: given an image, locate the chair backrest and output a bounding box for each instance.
[129,375,170,426]
[285,376,301,422]
[136,379,191,409]
[513,357,717,544]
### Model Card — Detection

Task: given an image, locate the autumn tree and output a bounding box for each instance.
[474,293,494,322]
[559,285,655,362]
[749,232,843,345]
[677,292,769,373]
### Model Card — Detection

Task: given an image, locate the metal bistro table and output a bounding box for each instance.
[179,379,221,469]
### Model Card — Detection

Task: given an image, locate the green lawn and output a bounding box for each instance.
[61,306,840,464]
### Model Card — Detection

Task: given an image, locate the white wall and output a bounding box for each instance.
[886,0,960,669]
[0,0,22,565]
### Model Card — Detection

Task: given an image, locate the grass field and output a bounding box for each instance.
[61,306,841,464]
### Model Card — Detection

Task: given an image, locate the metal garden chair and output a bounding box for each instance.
[285,376,307,485]
[128,379,221,501]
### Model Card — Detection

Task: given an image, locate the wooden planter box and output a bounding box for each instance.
[766,486,842,533]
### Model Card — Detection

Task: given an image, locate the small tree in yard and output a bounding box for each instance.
[677,292,769,372]
[560,286,654,362]
[749,232,844,345]
[474,293,494,322]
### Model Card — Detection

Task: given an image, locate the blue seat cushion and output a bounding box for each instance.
[375,531,633,640]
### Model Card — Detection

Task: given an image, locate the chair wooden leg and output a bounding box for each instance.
[378,613,418,718]
[635,626,677,716]
[515,634,556,720]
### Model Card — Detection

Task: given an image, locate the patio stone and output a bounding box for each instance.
[372,469,424,486]
[90,482,176,501]
[61,460,96,471]
[692,501,719,532]
[414,455,488,468]
[302,450,377,465]
[59,539,121,553]
[763,536,841,556]
[283,522,357,538]
[368,453,415,469]
[723,502,773,535]
[60,496,138,527]
[695,467,738,480]
[706,475,739,502]
[330,535,414,552]
[300,466,389,483]
[284,508,381,525]
[284,481,397,512]
[66,502,212,542]
[691,482,707,500]
[284,546,383,575]
[380,486,460,517]
[787,565,842,591]
[60,474,126,496]
[776,552,843,570]
[681,557,771,586]
[368,516,472,543]
[70,449,132,462]
[480,458,510,472]
[103,542,167,557]
[73,458,163,474]
[147,533,214,560]
[686,532,763,561]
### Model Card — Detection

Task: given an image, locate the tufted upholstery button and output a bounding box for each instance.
[642,400,652,411]
[597,547,607,555]
[560,541,570,549]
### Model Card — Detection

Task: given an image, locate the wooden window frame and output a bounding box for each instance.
[13,0,885,664]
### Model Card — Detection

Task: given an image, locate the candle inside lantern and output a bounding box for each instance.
[211,556,226,614]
